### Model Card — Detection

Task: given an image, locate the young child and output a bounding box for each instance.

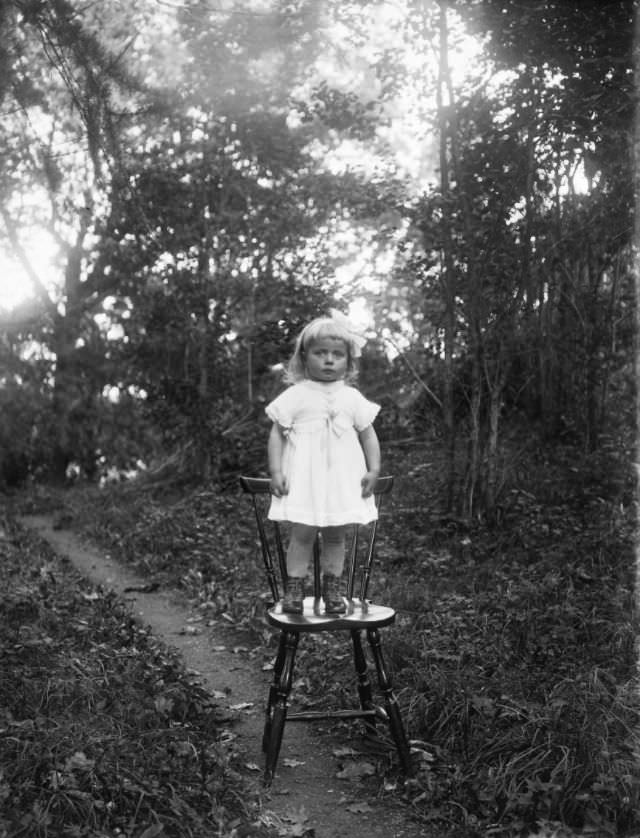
[266,310,381,614]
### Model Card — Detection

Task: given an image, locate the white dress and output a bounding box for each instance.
[266,379,380,527]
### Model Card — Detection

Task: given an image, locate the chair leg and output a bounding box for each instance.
[366,627,412,774]
[351,629,376,735]
[263,632,288,753]
[264,630,299,786]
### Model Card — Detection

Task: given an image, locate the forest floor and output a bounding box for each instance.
[15,513,418,838]
[3,438,640,837]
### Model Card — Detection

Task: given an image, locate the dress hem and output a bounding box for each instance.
[268,509,378,527]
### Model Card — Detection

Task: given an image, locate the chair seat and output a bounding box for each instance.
[267,597,396,632]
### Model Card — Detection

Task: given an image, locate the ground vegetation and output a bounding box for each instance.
[7,423,637,836]
[0,516,276,838]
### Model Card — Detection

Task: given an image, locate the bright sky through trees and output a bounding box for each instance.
[0,230,59,310]
[0,0,590,316]
[0,0,477,313]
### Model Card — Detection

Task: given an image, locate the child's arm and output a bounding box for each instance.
[358,424,381,498]
[268,423,288,496]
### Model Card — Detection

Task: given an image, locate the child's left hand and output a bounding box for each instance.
[361,471,379,498]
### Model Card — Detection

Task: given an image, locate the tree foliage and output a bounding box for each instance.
[0,0,634,516]
[378,0,635,515]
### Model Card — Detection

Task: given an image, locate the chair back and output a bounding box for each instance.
[239,476,393,605]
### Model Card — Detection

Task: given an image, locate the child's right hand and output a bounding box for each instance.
[270,473,289,497]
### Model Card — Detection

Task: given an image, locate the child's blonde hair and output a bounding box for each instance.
[284,313,362,384]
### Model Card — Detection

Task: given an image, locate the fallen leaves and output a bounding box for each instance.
[178,624,202,635]
[335,760,376,781]
[282,806,314,838]
[229,701,255,712]
[345,801,373,814]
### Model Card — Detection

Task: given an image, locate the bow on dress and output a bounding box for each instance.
[327,408,352,437]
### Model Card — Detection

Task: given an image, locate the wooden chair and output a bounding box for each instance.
[239,475,412,786]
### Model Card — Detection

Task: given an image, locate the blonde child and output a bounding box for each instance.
[266,310,381,614]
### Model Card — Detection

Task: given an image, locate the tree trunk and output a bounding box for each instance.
[50,208,92,482]
[463,343,482,519]
[435,0,457,512]
[483,349,510,522]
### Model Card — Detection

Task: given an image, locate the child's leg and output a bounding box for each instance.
[320,525,347,576]
[286,523,317,577]
[320,525,348,613]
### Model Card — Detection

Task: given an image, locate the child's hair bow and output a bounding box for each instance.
[329,308,367,358]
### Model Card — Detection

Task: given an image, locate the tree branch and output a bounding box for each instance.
[383,334,443,410]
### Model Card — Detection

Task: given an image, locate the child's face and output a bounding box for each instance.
[304,336,349,382]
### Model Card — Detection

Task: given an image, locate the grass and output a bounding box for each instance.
[0,518,273,838]
[8,437,640,836]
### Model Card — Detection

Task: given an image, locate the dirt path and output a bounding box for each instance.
[21,515,421,838]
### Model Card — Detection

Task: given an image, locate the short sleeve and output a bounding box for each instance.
[265,386,298,429]
[351,390,380,432]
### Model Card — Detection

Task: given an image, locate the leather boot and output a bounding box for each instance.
[282,577,304,614]
[322,573,346,614]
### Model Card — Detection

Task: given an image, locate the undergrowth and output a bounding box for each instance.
[0,520,271,838]
[12,438,640,837]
